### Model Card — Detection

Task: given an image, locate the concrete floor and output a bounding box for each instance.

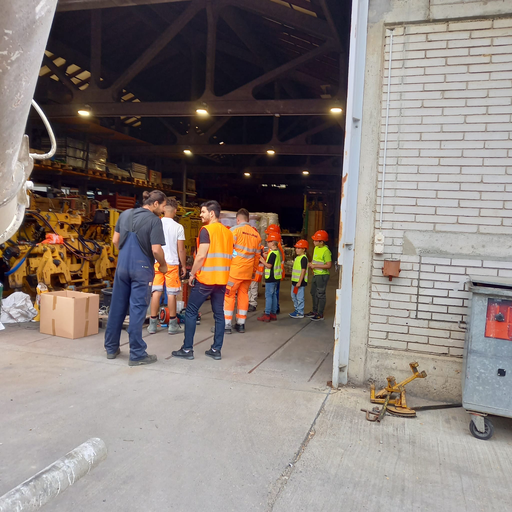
[1,277,512,511]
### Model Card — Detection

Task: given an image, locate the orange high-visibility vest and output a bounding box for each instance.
[196,222,234,286]
[253,245,265,283]
[229,223,262,280]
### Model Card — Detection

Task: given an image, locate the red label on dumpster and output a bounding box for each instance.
[485,298,512,341]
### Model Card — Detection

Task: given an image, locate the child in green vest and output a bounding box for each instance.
[257,233,282,322]
[306,230,332,321]
[290,239,309,319]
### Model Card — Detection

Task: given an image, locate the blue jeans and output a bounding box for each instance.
[291,286,305,315]
[264,281,278,315]
[183,282,226,351]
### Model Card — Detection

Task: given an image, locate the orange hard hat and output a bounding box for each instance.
[294,239,309,249]
[312,230,329,241]
[265,224,281,234]
[266,232,281,242]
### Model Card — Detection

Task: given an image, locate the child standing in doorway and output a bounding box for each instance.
[306,231,332,321]
[289,239,309,319]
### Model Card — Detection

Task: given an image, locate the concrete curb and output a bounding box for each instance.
[0,437,107,511]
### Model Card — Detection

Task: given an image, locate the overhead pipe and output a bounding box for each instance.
[0,0,58,244]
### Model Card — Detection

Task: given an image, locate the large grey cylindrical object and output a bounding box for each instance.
[0,0,58,243]
[0,437,107,511]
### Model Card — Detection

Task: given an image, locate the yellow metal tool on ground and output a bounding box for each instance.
[370,362,427,418]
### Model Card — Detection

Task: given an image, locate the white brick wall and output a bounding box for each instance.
[369,18,512,357]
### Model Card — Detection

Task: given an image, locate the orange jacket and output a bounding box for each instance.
[253,245,265,283]
[229,222,262,280]
[196,223,234,286]
[278,241,285,279]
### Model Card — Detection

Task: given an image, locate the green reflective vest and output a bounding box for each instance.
[265,250,282,280]
[292,254,308,284]
[312,245,332,276]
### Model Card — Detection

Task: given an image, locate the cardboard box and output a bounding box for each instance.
[40,291,99,339]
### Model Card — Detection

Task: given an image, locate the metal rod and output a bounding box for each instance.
[379,29,394,230]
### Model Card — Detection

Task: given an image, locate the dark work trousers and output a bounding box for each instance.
[311,274,330,316]
[104,231,153,361]
[183,282,226,352]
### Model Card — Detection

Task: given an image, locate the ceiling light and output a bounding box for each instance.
[196,108,208,115]
[330,107,343,114]
[302,170,310,175]
[244,172,251,177]
[267,149,276,155]
[219,141,225,145]
[77,105,91,117]
[183,149,192,155]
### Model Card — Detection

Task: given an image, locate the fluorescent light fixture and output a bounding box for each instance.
[196,108,208,115]
[266,149,276,155]
[183,149,192,155]
[330,107,342,114]
[78,105,91,116]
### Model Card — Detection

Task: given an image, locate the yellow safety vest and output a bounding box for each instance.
[292,254,308,284]
[265,250,282,280]
[312,246,331,276]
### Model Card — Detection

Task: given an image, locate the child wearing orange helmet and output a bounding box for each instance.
[265,224,285,314]
[306,230,332,321]
[257,232,282,322]
[289,239,309,319]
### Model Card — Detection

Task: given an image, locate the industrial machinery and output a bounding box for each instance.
[1,194,118,294]
[175,206,202,258]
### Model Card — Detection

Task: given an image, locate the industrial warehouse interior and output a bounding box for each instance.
[2,0,512,511]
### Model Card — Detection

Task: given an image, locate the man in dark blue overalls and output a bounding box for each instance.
[105,190,167,366]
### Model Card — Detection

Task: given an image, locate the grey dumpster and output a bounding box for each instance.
[463,276,512,440]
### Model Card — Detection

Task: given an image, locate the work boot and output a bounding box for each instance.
[128,354,157,366]
[172,347,194,360]
[305,311,316,318]
[270,314,277,321]
[235,323,245,333]
[257,314,271,322]
[168,319,181,335]
[106,348,120,360]
[205,347,221,360]
[248,305,256,312]
[147,317,158,334]
[211,325,232,334]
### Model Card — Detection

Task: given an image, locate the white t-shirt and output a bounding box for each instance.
[161,217,186,265]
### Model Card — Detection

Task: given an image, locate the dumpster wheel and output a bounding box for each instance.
[469,417,494,440]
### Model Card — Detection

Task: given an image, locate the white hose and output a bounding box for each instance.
[29,99,57,160]
[379,28,394,229]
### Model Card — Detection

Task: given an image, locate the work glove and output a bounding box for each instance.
[293,286,299,295]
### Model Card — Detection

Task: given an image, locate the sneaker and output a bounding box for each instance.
[172,347,194,360]
[311,314,324,321]
[248,305,256,312]
[205,348,221,360]
[305,311,317,318]
[211,325,232,334]
[276,307,281,314]
[106,348,120,359]
[257,314,271,322]
[147,317,158,334]
[270,314,277,321]
[289,311,304,319]
[128,354,157,366]
[168,319,181,335]
[235,323,245,333]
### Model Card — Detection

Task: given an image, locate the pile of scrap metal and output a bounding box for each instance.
[0,194,118,295]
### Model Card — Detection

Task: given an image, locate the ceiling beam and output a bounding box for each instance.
[57,0,190,11]
[41,98,337,117]
[112,143,341,156]
[184,165,341,175]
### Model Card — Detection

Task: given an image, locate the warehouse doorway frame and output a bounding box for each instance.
[332,0,370,387]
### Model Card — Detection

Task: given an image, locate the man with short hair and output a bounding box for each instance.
[105,190,167,366]
[221,208,261,334]
[148,197,187,335]
[172,200,234,360]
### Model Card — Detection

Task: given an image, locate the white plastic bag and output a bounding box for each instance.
[0,292,37,323]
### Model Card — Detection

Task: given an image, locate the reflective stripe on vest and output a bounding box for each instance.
[265,250,282,280]
[196,223,234,285]
[291,254,308,283]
